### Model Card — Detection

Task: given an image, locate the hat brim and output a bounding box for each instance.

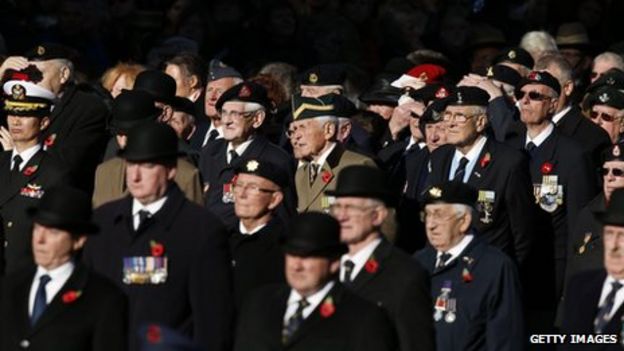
[109,116,159,134]
[595,211,624,227]
[26,208,99,234]
[117,148,184,162]
[324,189,397,207]
[281,241,347,258]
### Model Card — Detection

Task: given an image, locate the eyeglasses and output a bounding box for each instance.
[232,181,277,195]
[219,109,258,119]
[602,167,624,177]
[442,111,480,124]
[420,209,458,223]
[329,203,376,215]
[590,111,617,123]
[514,90,553,102]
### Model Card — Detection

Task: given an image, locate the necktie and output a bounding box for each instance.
[308,163,320,185]
[436,252,452,270]
[283,298,310,343]
[11,155,23,178]
[229,150,239,165]
[525,142,537,157]
[208,129,219,141]
[594,281,623,333]
[453,157,469,182]
[343,260,355,285]
[31,275,52,325]
[137,210,151,230]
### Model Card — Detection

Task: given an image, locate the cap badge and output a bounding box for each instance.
[508,50,516,59]
[429,187,442,198]
[457,92,463,104]
[486,66,494,77]
[246,160,259,171]
[239,85,251,98]
[435,87,449,99]
[528,72,541,81]
[309,73,318,84]
[37,46,45,56]
[607,77,616,85]
[11,84,26,100]
[614,145,621,157]
[599,93,610,103]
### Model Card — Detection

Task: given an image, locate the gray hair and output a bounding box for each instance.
[520,31,559,61]
[535,54,573,85]
[243,102,266,113]
[594,52,624,71]
[452,204,475,219]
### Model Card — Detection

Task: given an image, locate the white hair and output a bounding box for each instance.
[242,102,266,113]
[520,31,559,61]
[314,116,339,128]
[452,204,475,219]
[594,52,624,70]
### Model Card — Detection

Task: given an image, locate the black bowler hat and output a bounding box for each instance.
[587,68,624,93]
[24,43,78,61]
[325,165,396,206]
[587,86,624,110]
[494,47,534,69]
[27,186,98,234]
[486,64,522,87]
[448,86,490,107]
[602,143,624,163]
[423,181,478,208]
[133,70,191,110]
[596,188,624,226]
[516,71,561,96]
[300,64,346,86]
[235,159,289,189]
[215,81,272,112]
[359,77,402,106]
[282,212,347,258]
[119,123,181,162]
[110,90,162,134]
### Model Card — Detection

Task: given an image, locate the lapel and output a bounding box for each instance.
[0,150,46,206]
[11,267,37,336]
[299,144,345,211]
[574,270,608,330]
[269,286,291,346]
[431,236,483,277]
[466,138,494,188]
[29,263,90,335]
[0,151,11,188]
[350,239,392,291]
[555,106,581,136]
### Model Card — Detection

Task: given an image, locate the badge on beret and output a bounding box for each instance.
[456,92,463,104]
[614,145,621,157]
[309,73,318,84]
[607,77,616,85]
[419,72,429,81]
[486,66,494,78]
[599,93,610,103]
[429,187,442,198]
[528,72,541,81]
[435,87,449,99]
[246,160,259,171]
[239,85,251,98]
[508,50,516,59]
[11,84,26,100]
[37,45,45,56]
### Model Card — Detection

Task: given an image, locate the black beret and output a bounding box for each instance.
[447,86,490,107]
[602,143,624,163]
[486,64,521,87]
[409,83,453,105]
[494,47,534,69]
[300,64,346,86]
[516,71,561,96]
[235,159,289,189]
[215,81,271,112]
[587,68,624,93]
[24,43,77,61]
[587,86,624,110]
[423,181,478,208]
[207,59,242,82]
[282,212,347,258]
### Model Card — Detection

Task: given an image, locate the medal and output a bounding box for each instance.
[445,299,457,323]
[433,280,452,322]
[222,183,235,203]
[477,190,495,224]
[434,310,443,321]
[535,176,563,213]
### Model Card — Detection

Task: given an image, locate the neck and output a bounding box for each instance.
[312,142,334,163]
[526,120,550,139]
[456,135,482,155]
[14,140,38,153]
[347,232,380,256]
[229,135,252,149]
[240,213,272,233]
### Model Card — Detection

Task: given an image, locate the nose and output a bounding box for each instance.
[127,165,141,182]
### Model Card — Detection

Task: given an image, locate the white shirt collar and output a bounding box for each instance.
[406,137,426,151]
[132,197,168,217]
[226,138,254,163]
[30,260,75,315]
[238,221,268,235]
[313,142,337,168]
[525,122,554,148]
[552,106,572,125]
[285,281,335,321]
[340,237,382,282]
[436,234,474,266]
[11,144,42,171]
[453,136,487,162]
[202,124,224,146]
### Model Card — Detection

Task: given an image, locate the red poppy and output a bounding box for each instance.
[146,325,162,344]
[44,134,56,148]
[150,241,165,257]
[62,290,82,304]
[462,268,473,283]
[479,153,491,168]
[319,297,335,318]
[364,258,379,274]
[23,165,38,176]
[541,162,553,174]
[321,171,332,184]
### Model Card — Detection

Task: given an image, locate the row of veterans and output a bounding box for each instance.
[0,43,624,349]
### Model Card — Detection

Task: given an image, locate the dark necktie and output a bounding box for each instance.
[343,260,355,285]
[208,129,219,141]
[283,298,310,343]
[594,281,623,333]
[525,142,537,158]
[308,163,320,185]
[229,150,239,165]
[137,210,151,230]
[436,252,452,270]
[31,274,52,325]
[453,157,469,182]
[11,155,23,178]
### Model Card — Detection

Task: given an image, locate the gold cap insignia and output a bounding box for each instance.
[599,93,610,103]
[11,84,26,100]
[486,66,494,77]
[37,46,45,56]
[428,187,442,198]
[614,145,621,157]
[246,160,259,171]
[308,73,318,84]
[239,85,251,98]
[508,50,516,59]
[457,92,463,104]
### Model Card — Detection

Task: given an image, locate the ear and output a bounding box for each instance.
[371,206,389,227]
[72,235,87,251]
[268,190,284,210]
[188,75,200,89]
[252,111,266,129]
[167,166,177,181]
[563,80,574,97]
[340,120,352,138]
[40,116,50,131]
[458,211,472,233]
[59,65,71,85]
[324,122,337,140]
[475,113,488,133]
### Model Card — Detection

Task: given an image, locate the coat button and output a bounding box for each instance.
[19,339,29,348]
[4,240,7,248]
[7,221,12,228]
[231,260,236,267]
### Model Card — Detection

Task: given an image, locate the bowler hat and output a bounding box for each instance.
[119,123,181,162]
[325,165,395,206]
[555,22,590,50]
[134,70,192,109]
[596,188,624,226]
[110,90,162,134]
[282,212,347,258]
[215,81,272,112]
[423,181,478,208]
[27,186,98,234]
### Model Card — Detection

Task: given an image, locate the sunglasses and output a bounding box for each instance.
[603,167,624,177]
[590,111,617,122]
[514,90,552,102]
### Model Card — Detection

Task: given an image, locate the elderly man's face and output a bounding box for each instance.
[604,225,624,279]
[233,173,283,221]
[330,197,386,246]
[220,101,264,144]
[32,223,86,271]
[285,254,339,297]
[167,110,195,140]
[518,84,558,125]
[288,119,332,160]
[205,77,239,117]
[31,60,68,95]
[424,203,471,252]
[126,161,176,205]
[590,105,624,144]
[443,105,486,148]
[603,160,624,201]
[425,122,447,152]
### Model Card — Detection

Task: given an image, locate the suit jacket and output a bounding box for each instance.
[296,144,376,212]
[428,139,538,265]
[414,238,524,351]
[234,282,398,351]
[346,239,434,351]
[0,150,68,274]
[199,135,297,231]
[92,156,203,208]
[83,184,234,351]
[0,263,127,351]
[42,84,109,193]
[560,269,624,351]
